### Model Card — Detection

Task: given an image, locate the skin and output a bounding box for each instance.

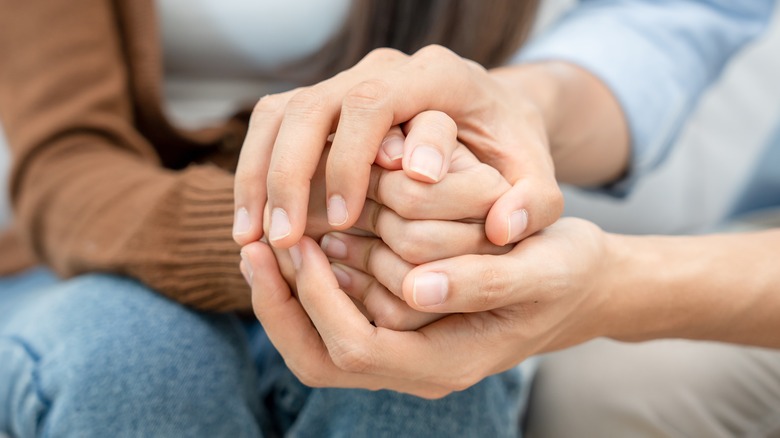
[233,46,629,251]
[238,49,780,398]
[242,218,780,399]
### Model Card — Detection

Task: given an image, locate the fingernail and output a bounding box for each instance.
[327,195,349,226]
[321,234,348,259]
[331,264,352,289]
[409,145,443,182]
[507,209,528,244]
[240,252,253,284]
[269,208,291,242]
[289,244,302,270]
[412,272,448,307]
[233,207,251,236]
[381,136,405,161]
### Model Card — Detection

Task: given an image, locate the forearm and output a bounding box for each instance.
[489,62,630,186]
[1,0,250,311]
[603,229,780,348]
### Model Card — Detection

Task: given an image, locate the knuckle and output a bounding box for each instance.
[342,79,390,113]
[372,303,407,331]
[363,47,407,64]
[289,362,326,388]
[414,45,469,76]
[285,89,328,119]
[266,166,307,196]
[415,44,457,62]
[477,261,505,308]
[464,58,488,74]
[392,184,428,218]
[252,93,288,117]
[234,166,261,187]
[394,223,433,264]
[330,341,374,374]
[419,112,457,142]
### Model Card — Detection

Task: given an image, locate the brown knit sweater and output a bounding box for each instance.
[0,0,257,311]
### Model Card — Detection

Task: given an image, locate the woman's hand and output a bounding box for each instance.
[241,218,613,396]
[265,141,514,331]
[233,45,563,251]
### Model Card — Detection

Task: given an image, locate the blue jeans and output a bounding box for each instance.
[0,268,530,437]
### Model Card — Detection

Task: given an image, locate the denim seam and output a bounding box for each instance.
[5,336,52,410]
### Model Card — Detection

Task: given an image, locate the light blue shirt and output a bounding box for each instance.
[516,0,776,216]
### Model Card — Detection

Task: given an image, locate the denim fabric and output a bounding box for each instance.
[0,268,527,437]
[0,268,263,437]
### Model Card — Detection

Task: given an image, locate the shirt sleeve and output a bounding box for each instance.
[514,0,775,195]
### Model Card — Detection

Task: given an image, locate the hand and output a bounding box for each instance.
[258,135,509,256]
[321,142,514,330]
[233,45,563,250]
[242,218,613,396]
[269,141,514,330]
[241,239,457,400]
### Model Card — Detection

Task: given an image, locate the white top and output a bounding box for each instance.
[156,0,351,127]
[0,1,351,228]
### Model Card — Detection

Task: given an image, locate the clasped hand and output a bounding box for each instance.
[235,46,608,398]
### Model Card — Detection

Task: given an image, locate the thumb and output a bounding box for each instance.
[401,252,521,313]
[484,176,563,246]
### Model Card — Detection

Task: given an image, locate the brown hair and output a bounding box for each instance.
[289,0,540,83]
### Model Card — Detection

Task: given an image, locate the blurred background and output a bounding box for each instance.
[537,0,780,234]
[1,0,779,234]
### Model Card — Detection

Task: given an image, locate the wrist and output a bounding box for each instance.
[488,63,563,149]
[490,61,630,185]
[598,233,695,343]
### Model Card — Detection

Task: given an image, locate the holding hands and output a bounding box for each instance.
[232,45,606,397]
[232,45,563,251]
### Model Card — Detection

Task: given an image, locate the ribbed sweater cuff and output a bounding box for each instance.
[136,165,251,312]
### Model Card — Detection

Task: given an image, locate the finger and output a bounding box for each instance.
[320,231,412,298]
[400,110,458,183]
[400,250,527,312]
[244,241,449,397]
[331,263,442,331]
[462,114,563,245]
[352,201,510,265]
[324,80,395,232]
[265,49,412,247]
[265,86,342,248]
[485,174,563,246]
[292,237,453,397]
[366,162,510,221]
[233,91,296,245]
[374,126,405,170]
[325,46,486,233]
[242,241,337,381]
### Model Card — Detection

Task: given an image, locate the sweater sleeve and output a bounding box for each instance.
[0,0,250,311]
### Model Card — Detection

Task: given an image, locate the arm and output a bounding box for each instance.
[605,229,780,347]
[512,0,774,191]
[243,218,780,398]
[0,0,248,311]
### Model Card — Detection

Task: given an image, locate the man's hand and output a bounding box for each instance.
[233,45,564,251]
[242,218,614,397]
